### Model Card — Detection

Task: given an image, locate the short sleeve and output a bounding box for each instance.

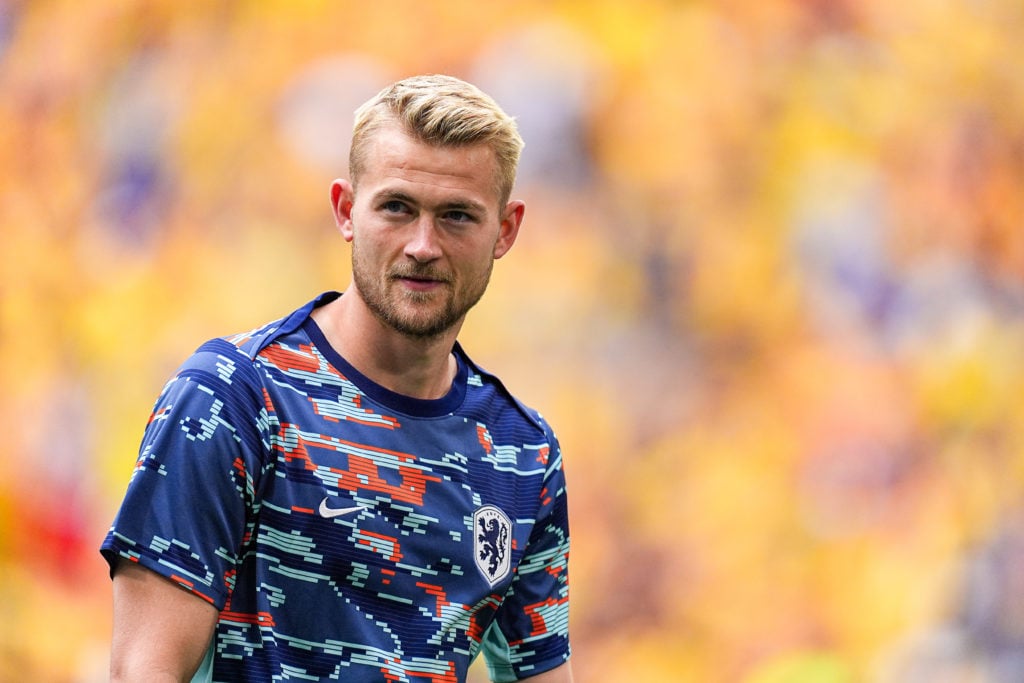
[482,424,571,681]
[100,339,270,609]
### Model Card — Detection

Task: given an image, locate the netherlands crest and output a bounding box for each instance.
[474,505,512,586]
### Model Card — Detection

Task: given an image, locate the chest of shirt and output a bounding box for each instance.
[250,397,546,608]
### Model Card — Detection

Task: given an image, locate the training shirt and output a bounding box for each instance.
[101,292,571,682]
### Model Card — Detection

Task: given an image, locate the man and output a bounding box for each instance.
[102,74,573,682]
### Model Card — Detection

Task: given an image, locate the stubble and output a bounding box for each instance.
[350,241,494,341]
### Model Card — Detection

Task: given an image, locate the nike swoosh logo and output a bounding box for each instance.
[319,497,367,518]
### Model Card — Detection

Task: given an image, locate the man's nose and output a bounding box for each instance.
[405,215,443,262]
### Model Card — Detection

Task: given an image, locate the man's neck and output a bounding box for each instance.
[310,290,461,401]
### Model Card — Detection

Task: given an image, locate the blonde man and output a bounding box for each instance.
[103,75,573,682]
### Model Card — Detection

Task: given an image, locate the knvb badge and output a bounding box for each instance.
[474,505,512,586]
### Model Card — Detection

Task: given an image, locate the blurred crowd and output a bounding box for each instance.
[2,1,1024,681]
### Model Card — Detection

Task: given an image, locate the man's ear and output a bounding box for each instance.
[493,200,525,259]
[330,179,355,242]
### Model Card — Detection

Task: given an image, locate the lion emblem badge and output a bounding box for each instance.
[474,505,512,586]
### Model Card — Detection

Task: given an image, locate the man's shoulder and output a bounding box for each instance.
[170,293,339,391]
[457,347,555,445]
[220,292,340,360]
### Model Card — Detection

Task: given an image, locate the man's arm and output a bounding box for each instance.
[521,662,574,682]
[110,560,219,682]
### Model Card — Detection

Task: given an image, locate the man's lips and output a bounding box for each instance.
[393,272,449,291]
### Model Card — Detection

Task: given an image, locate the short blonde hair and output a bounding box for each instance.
[349,74,524,204]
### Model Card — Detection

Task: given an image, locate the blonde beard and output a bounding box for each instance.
[350,243,493,340]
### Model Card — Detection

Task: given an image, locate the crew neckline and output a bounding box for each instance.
[301,317,467,418]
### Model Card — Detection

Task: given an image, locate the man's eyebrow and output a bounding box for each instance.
[371,189,418,205]
[371,189,488,214]
[439,199,488,214]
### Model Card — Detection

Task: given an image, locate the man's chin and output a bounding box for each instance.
[380,304,459,340]
[390,320,456,341]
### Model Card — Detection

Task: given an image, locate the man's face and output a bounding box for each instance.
[333,124,523,340]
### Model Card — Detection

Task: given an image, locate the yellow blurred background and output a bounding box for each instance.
[3,0,1024,681]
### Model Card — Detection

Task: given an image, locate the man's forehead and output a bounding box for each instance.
[357,126,503,204]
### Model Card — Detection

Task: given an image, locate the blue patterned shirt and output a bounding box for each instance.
[101,292,571,682]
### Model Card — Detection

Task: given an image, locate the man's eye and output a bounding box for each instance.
[382,200,407,213]
[445,211,473,223]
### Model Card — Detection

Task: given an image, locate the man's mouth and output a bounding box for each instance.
[393,269,449,284]
[393,271,450,291]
